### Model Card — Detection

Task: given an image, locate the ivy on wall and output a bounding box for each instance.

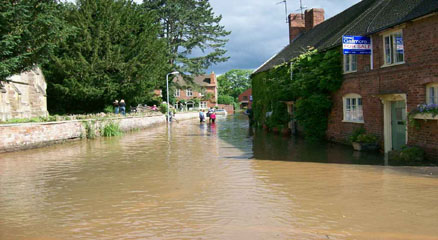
[251,48,342,140]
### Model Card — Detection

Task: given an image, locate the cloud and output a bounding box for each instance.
[207,0,361,74]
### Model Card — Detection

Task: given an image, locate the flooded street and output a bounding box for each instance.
[1,115,438,240]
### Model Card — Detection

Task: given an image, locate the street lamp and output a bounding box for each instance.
[166,71,179,123]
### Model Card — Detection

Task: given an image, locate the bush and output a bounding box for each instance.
[389,146,425,165]
[101,121,122,137]
[356,133,378,144]
[104,105,114,114]
[348,127,366,143]
[159,103,168,114]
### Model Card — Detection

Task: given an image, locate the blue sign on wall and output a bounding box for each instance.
[343,35,371,54]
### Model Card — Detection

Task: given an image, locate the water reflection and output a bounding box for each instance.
[0,114,437,240]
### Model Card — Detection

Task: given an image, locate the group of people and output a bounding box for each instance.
[113,99,126,115]
[199,108,216,123]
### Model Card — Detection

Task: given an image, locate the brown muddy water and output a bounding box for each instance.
[1,115,438,240]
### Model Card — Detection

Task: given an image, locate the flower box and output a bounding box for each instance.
[413,113,438,120]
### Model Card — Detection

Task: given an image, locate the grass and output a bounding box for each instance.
[101,121,123,137]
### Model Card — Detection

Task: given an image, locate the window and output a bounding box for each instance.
[383,30,404,65]
[344,54,357,73]
[186,88,192,97]
[200,101,207,109]
[426,84,438,104]
[174,89,180,97]
[343,93,364,123]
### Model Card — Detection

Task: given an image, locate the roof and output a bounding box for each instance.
[254,0,438,74]
[174,74,216,87]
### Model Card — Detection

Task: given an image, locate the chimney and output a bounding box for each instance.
[288,13,305,43]
[210,72,216,85]
[304,8,325,31]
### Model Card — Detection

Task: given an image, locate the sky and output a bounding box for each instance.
[207,0,361,74]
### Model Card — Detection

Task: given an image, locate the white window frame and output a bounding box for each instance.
[426,83,438,105]
[186,88,193,97]
[343,93,364,123]
[200,101,207,109]
[343,54,357,73]
[174,88,180,97]
[383,30,404,66]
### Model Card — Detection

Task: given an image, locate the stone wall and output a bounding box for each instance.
[0,67,48,121]
[0,112,198,153]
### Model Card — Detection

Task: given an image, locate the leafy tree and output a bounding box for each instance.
[142,0,230,76]
[43,0,168,113]
[217,69,252,100]
[0,0,67,80]
[217,95,234,105]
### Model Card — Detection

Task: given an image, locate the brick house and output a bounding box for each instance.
[0,67,48,121]
[238,88,252,109]
[253,0,438,157]
[155,72,218,110]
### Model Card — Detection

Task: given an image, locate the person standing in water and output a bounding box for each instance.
[210,111,216,123]
[199,109,205,122]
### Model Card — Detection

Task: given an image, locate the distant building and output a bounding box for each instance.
[238,88,252,109]
[156,72,218,110]
[0,68,48,121]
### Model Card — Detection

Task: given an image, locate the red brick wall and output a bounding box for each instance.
[238,88,252,108]
[326,14,438,158]
[217,104,234,114]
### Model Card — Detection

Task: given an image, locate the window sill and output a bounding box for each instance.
[413,113,438,120]
[381,62,405,68]
[342,120,365,124]
[343,70,357,75]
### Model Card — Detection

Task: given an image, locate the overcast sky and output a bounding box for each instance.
[207,0,361,74]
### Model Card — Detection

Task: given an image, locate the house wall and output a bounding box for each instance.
[327,14,438,158]
[238,88,252,108]
[0,68,48,121]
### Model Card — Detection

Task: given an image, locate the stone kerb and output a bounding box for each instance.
[0,112,198,153]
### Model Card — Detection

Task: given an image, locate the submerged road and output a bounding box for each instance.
[1,114,437,239]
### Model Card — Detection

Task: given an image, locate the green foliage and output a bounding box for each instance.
[159,103,168,114]
[83,121,96,139]
[101,121,122,137]
[217,69,252,100]
[251,48,342,140]
[218,95,234,105]
[389,146,425,165]
[0,0,69,80]
[348,127,366,143]
[143,0,230,76]
[43,0,168,114]
[104,105,114,114]
[356,134,378,144]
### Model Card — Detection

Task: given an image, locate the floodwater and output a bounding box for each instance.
[1,115,438,240]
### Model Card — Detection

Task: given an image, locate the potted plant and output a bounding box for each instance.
[352,133,379,151]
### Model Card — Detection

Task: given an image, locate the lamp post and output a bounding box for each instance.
[166,71,179,123]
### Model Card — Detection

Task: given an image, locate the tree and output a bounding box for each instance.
[217,95,234,105]
[142,0,230,76]
[217,69,252,100]
[43,0,168,113]
[0,0,67,80]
